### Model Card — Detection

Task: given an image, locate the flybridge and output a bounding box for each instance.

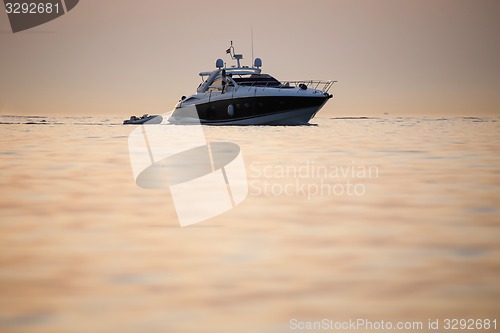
[199,68,261,77]
[199,41,263,77]
[197,41,334,94]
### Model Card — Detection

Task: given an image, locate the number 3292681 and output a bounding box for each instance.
[5,2,60,14]
[444,318,496,330]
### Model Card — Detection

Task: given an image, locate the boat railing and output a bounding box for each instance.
[281,80,336,93]
[233,80,336,93]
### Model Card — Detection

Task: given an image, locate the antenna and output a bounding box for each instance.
[251,26,254,66]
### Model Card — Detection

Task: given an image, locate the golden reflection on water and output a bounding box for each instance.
[0,116,498,332]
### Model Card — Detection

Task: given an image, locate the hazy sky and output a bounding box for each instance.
[1,0,499,116]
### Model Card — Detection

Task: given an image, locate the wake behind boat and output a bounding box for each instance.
[168,42,336,125]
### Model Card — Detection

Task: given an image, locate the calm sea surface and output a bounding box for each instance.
[0,115,499,332]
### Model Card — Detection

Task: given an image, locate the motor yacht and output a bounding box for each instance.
[168,42,335,125]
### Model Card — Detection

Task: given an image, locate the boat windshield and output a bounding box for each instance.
[207,75,235,92]
[232,74,282,87]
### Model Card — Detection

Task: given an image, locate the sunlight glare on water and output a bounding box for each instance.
[0,115,498,332]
